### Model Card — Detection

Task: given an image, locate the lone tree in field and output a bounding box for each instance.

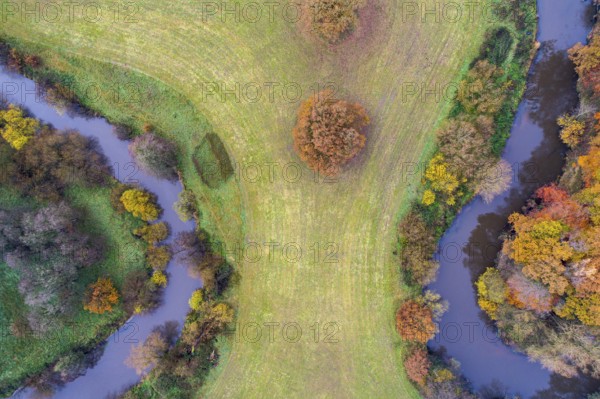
[306,0,365,44]
[293,90,369,176]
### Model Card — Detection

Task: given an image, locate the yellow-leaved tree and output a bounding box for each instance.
[120,188,161,221]
[0,105,39,150]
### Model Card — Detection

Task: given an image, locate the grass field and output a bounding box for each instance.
[0,1,494,397]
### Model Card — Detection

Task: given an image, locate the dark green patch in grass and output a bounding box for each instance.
[192,133,234,189]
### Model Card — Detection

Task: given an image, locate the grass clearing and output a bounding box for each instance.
[1,1,495,396]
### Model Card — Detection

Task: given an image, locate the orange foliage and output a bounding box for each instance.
[293,90,369,176]
[84,277,119,314]
[396,300,436,343]
[404,347,431,386]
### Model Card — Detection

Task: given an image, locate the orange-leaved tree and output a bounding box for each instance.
[292,90,369,176]
[396,300,436,343]
[84,277,119,314]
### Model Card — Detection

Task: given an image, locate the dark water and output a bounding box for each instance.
[429,2,600,398]
[0,66,201,398]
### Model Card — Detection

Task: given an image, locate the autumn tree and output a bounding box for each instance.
[134,222,169,244]
[475,159,512,203]
[146,245,172,271]
[569,36,600,100]
[120,188,161,221]
[173,189,197,222]
[0,104,39,150]
[84,277,119,314]
[506,271,554,314]
[14,128,110,201]
[305,0,365,44]
[398,211,439,285]
[421,154,461,206]
[457,60,511,115]
[396,300,436,343]
[404,347,431,386]
[129,133,178,180]
[125,322,178,374]
[181,302,234,351]
[557,114,586,148]
[293,90,369,176]
[476,268,507,319]
[504,214,573,295]
[188,289,204,311]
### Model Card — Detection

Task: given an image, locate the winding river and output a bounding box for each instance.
[1,1,600,398]
[0,64,202,398]
[429,2,600,398]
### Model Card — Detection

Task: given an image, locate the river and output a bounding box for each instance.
[428,1,600,398]
[0,63,202,398]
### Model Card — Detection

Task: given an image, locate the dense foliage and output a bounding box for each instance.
[129,133,178,180]
[0,105,39,150]
[304,0,365,44]
[84,277,119,314]
[0,202,100,332]
[293,90,369,176]
[120,188,161,221]
[13,128,110,201]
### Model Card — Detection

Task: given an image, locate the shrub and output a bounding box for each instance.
[134,222,169,244]
[457,60,511,115]
[113,124,133,140]
[173,190,197,222]
[125,323,177,374]
[293,90,369,176]
[122,270,160,314]
[557,114,585,148]
[147,245,172,271]
[151,271,168,287]
[475,159,512,203]
[479,27,514,65]
[396,300,436,343]
[305,0,365,44]
[404,347,430,386]
[398,211,439,286]
[188,289,204,310]
[14,128,110,201]
[129,133,178,179]
[192,133,235,188]
[84,277,119,314]
[0,104,39,150]
[120,188,161,221]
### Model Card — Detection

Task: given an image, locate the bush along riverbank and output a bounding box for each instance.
[394,1,538,397]
[475,19,600,384]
